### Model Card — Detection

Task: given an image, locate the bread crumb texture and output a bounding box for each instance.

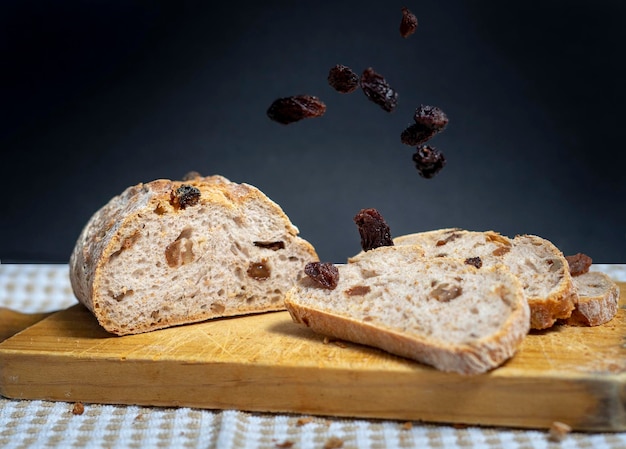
[69,175,317,335]
[285,245,530,375]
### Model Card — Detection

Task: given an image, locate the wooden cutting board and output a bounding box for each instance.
[1,283,624,432]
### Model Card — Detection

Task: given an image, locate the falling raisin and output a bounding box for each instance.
[565,253,593,276]
[267,95,326,125]
[465,257,482,269]
[399,6,418,38]
[360,67,398,112]
[171,184,201,209]
[304,262,339,290]
[401,123,437,146]
[412,145,446,179]
[328,64,359,94]
[413,105,448,132]
[354,208,394,252]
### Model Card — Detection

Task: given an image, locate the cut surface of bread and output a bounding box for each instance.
[394,229,577,329]
[70,175,318,336]
[566,271,619,326]
[285,246,530,375]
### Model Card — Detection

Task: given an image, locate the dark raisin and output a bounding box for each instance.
[267,95,326,125]
[304,262,339,290]
[401,123,437,146]
[413,105,448,132]
[171,184,201,209]
[465,257,482,269]
[247,259,271,280]
[328,64,359,94]
[253,241,285,251]
[353,208,394,252]
[399,6,418,38]
[412,145,446,179]
[360,67,398,112]
[565,253,593,276]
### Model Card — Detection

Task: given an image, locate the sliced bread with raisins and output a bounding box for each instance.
[69,174,318,336]
[565,271,619,326]
[393,229,577,329]
[284,245,530,375]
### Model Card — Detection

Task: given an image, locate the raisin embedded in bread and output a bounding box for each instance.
[393,229,577,329]
[69,175,318,336]
[566,271,619,326]
[285,245,530,375]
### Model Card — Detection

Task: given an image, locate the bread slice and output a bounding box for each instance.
[565,271,619,326]
[285,245,530,375]
[393,229,577,329]
[69,175,318,335]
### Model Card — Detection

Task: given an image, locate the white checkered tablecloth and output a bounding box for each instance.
[1,263,625,449]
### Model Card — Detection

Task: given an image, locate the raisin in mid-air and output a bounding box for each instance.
[360,67,398,112]
[401,105,449,146]
[565,253,593,276]
[304,261,339,290]
[328,64,359,94]
[399,6,418,38]
[267,95,327,125]
[400,123,437,146]
[353,208,394,252]
[412,145,446,179]
[413,105,448,132]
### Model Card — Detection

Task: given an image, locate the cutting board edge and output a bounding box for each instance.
[1,350,625,432]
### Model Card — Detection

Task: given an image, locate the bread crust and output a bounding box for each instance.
[285,247,530,375]
[69,175,317,335]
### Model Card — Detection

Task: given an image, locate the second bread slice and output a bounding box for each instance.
[393,229,577,329]
[285,246,530,375]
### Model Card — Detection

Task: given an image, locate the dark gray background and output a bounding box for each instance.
[2,1,625,263]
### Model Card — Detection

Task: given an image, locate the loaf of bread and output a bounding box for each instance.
[393,228,577,329]
[285,245,530,375]
[566,271,619,326]
[69,174,318,335]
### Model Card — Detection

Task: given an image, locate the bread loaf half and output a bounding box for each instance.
[394,229,577,329]
[566,271,619,326]
[285,245,530,375]
[69,175,318,335]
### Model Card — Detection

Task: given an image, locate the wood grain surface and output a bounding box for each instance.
[0,283,624,431]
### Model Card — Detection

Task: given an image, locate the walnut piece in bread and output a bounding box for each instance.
[69,175,318,335]
[285,245,530,375]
